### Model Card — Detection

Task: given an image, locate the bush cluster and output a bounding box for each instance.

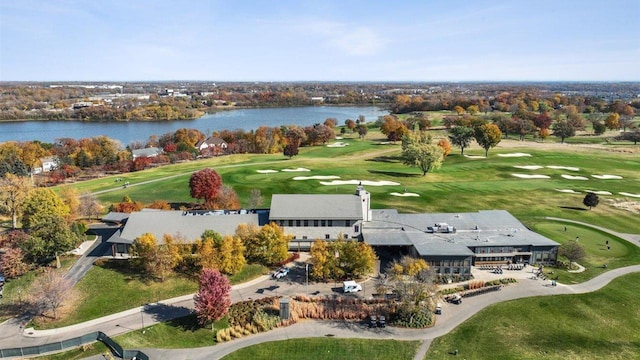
[392,304,433,328]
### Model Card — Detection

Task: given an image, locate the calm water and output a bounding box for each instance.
[0,106,388,145]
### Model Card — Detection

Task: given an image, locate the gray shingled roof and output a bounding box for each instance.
[362,209,558,256]
[269,194,363,220]
[120,210,259,244]
[102,212,130,223]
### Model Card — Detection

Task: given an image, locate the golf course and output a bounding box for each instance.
[28,127,640,359]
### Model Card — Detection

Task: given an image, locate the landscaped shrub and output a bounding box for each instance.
[287,295,394,323]
[392,304,433,328]
[252,308,280,331]
[466,280,485,290]
[439,286,464,295]
[275,252,300,267]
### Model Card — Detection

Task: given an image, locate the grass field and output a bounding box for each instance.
[61,133,640,235]
[529,221,640,283]
[221,338,422,360]
[30,261,267,329]
[426,272,640,360]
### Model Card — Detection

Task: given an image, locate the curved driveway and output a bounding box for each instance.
[0,219,638,359]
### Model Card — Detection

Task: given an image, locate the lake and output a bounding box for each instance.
[0,106,388,145]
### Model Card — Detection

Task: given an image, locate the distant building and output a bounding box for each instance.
[131,147,163,159]
[196,137,228,156]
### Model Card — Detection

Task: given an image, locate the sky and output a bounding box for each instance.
[1,0,639,82]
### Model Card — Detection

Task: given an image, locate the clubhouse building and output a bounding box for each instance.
[105,185,558,278]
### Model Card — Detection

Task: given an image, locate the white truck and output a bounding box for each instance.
[342,280,362,293]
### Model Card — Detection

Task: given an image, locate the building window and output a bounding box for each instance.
[314,220,319,227]
[328,220,333,226]
[325,234,330,239]
[288,220,293,226]
[304,220,309,226]
[302,236,308,240]
[354,225,359,232]
[321,220,326,226]
[296,220,301,226]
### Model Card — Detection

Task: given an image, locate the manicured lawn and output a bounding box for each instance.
[426,272,640,360]
[528,221,640,283]
[32,261,267,329]
[221,338,422,360]
[86,142,640,233]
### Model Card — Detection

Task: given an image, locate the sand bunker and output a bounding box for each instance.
[320,180,400,186]
[390,192,420,197]
[464,154,485,159]
[282,168,310,172]
[257,170,278,174]
[592,175,623,180]
[293,175,341,180]
[547,166,580,171]
[561,175,589,180]
[326,142,350,148]
[619,192,640,198]
[498,153,531,157]
[555,189,580,193]
[513,165,544,170]
[512,174,550,179]
[585,190,612,195]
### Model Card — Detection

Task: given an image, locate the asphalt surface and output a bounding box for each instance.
[0,218,638,359]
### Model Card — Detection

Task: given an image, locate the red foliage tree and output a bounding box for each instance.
[193,268,231,329]
[189,168,223,207]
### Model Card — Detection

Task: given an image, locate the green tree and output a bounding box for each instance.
[552,120,576,143]
[474,123,503,157]
[583,192,600,210]
[401,131,444,176]
[22,214,79,262]
[592,121,607,135]
[21,188,70,229]
[448,126,474,155]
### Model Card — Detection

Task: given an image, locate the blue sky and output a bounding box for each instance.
[1,0,639,82]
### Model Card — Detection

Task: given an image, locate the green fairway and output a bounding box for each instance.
[529,221,640,283]
[426,272,640,360]
[65,137,640,234]
[221,338,422,360]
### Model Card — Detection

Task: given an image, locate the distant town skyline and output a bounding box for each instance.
[1,0,639,82]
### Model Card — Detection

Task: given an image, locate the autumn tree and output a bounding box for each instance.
[559,241,586,269]
[0,173,33,228]
[345,119,356,132]
[552,120,576,143]
[32,269,72,319]
[240,222,289,266]
[197,230,245,275]
[401,131,444,176]
[357,125,368,139]
[59,186,80,221]
[604,113,620,130]
[382,256,434,305]
[436,138,452,157]
[112,195,144,213]
[448,126,474,155]
[247,189,264,209]
[0,230,30,278]
[189,168,223,208]
[452,105,465,115]
[474,123,503,157]
[21,188,70,229]
[79,192,104,219]
[216,185,241,210]
[310,236,376,281]
[616,128,640,144]
[194,268,231,330]
[583,192,600,210]
[283,143,299,159]
[131,233,180,281]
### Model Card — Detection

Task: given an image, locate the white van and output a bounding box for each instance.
[343,280,362,293]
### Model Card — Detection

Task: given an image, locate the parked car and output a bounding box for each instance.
[343,280,362,293]
[272,267,290,279]
[435,303,442,314]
